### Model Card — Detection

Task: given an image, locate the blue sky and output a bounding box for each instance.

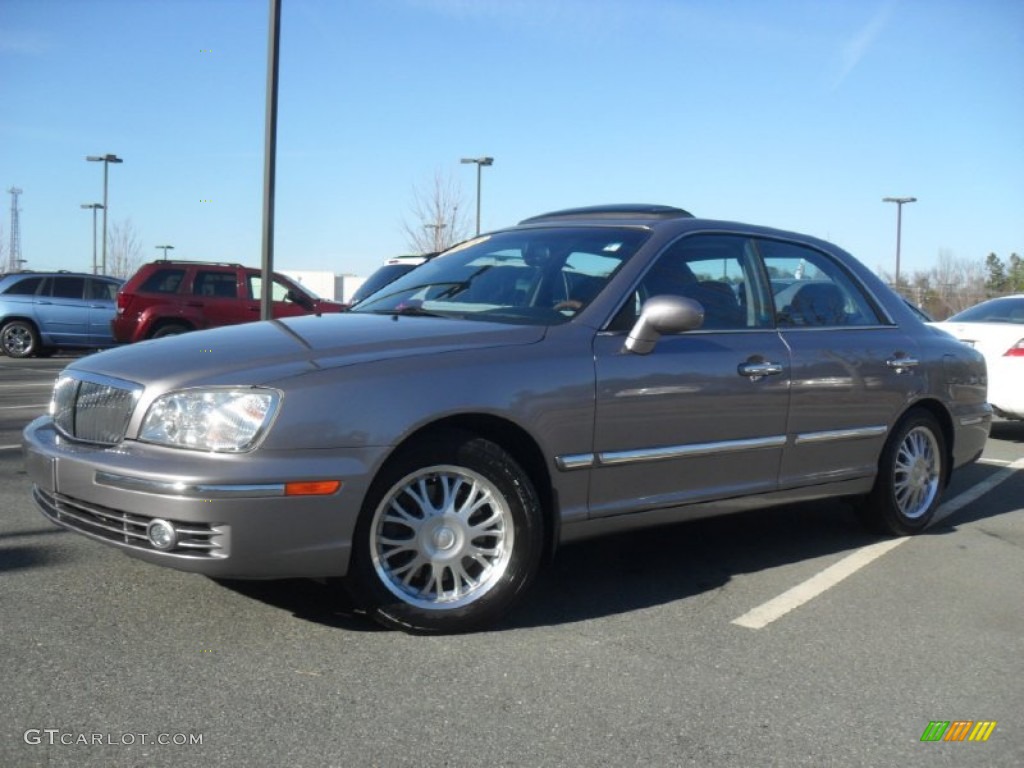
[1,0,1022,280]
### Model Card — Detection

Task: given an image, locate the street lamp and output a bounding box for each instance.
[86,153,123,274]
[882,196,917,287]
[460,156,494,236]
[80,203,104,274]
[424,223,447,252]
[155,244,174,259]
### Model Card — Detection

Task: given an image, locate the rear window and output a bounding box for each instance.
[139,268,185,294]
[948,297,1024,324]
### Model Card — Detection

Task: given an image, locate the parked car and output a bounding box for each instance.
[111,259,345,343]
[0,270,122,357]
[23,205,991,633]
[346,253,437,307]
[931,294,1024,419]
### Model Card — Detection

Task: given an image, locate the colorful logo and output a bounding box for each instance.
[920,721,997,742]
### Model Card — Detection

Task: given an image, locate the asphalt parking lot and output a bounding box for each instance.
[2,354,1022,767]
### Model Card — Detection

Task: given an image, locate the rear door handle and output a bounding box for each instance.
[186,301,204,308]
[886,356,919,374]
[738,361,784,381]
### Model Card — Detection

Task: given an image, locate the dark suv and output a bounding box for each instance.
[0,270,122,357]
[113,260,345,343]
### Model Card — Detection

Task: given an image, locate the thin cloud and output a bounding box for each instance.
[832,4,892,90]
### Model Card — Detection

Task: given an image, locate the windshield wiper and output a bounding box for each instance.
[372,304,448,318]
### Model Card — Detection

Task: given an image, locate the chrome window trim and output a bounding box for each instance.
[794,425,888,445]
[95,471,285,498]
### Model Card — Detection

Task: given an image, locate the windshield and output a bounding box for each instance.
[351,227,649,324]
[350,263,420,305]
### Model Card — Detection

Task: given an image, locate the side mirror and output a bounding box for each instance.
[624,295,704,354]
[286,289,315,310]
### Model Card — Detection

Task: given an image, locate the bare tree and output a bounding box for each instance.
[105,218,144,279]
[401,170,471,254]
[884,250,988,319]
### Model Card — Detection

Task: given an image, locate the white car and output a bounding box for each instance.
[932,295,1024,419]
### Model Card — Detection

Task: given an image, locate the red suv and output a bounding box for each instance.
[112,260,345,343]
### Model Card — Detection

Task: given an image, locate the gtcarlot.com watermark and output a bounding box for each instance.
[24,729,203,747]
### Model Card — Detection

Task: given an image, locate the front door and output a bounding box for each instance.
[589,234,791,519]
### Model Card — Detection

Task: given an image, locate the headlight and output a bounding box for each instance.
[139,388,280,452]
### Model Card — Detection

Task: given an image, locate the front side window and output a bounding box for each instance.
[758,239,883,327]
[88,279,119,301]
[248,275,315,304]
[352,228,649,325]
[611,234,772,331]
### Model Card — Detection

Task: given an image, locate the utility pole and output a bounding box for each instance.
[8,187,24,271]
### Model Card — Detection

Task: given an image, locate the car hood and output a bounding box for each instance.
[67,313,547,389]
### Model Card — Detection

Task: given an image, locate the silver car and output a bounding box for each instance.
[23,205,991,633]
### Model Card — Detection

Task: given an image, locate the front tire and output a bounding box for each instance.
[1,320,41,358]
[347,430,544,633]
[860,409,946,536]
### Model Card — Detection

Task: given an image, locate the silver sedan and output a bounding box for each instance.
[23,205,991,633]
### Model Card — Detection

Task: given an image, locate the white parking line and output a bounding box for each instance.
[0,404,49,410]
[732,457,1024,630]
[0,444,21,451]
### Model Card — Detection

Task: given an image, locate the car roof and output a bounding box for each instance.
[518,204,694,225]
[1,270,118,279]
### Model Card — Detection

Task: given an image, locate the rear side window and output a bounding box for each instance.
[52,277,86,299]
[2,276,44,295]
[758,239,883,327]
[193,270,238,298]
[139,268,185,294]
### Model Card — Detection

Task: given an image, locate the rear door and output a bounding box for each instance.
[188,269,245,328]
[589,234,791,518]
[35,276,90,344]
[757,238,921,489]
[85,277,119,345]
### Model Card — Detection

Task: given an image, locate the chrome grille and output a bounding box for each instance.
[51,372,143,445]
[33,487,226,557]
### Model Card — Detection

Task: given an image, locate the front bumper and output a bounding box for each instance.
[23,416,386,578]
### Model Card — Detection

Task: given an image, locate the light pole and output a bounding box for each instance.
[80,203,104,274]
[86,154,123,274]
[155,244,174,259]
[424,223,447,252]
[460,156,494,236]
[882,196,916,287]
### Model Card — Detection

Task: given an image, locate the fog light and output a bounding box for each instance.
[147,519,178,551]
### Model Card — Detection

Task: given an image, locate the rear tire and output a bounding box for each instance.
[859,409,946,536]
[347,430,544,633]
[1,320,41,358]
[150,323,189,339]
